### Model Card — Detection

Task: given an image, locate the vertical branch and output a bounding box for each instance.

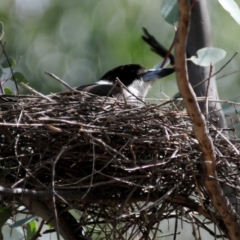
[175,0,240,239]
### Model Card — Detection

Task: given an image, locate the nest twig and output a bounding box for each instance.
[0,92,240,239]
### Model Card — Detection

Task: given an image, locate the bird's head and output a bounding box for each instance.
[98,64,174,99]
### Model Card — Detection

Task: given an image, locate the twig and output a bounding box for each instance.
[204,64,213,121]
[114,77,146,105]
[20,82,53,101]
[45,71,76,92]
[193,52,238,89]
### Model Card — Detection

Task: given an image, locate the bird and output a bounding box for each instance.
[74,64,174,103]
[0,64,174,105]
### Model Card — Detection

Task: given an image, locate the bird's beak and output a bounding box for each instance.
[141,68,175,82]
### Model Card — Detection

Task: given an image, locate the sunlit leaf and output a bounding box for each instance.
[27,220,38,240]
[218,0,240,25]
[11,72,28,84]
[189,47,226,67]
[9,215,37,228]
[2,58,16,68]
[4,88,12,95]
[160,0,178,25]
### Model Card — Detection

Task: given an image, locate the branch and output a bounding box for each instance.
[175,0,240,239]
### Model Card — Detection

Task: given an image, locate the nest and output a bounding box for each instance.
[1,91,240,239]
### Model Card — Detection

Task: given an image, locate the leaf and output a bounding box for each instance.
[2,58,16,68]
[9,215,37,228]
[0,22,4,40]
[4,88,12,95]
[218,0,240,25]
[189,47,226,67]
[0,205,12,227]
[160,0,178,25]
[27,220,38,240]
[11,72,28,84]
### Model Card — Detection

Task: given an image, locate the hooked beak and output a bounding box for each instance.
[141,68,175,82]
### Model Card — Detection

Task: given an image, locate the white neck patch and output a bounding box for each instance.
[124,80,152,98]
[96,79,153,104]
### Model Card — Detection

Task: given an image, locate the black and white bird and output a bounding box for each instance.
[75,64,174,103]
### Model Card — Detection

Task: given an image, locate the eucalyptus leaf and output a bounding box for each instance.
[189,47,226,67]
[9,215,37,228]
[12,72,28,84]
[160,0,178,25]
[27,220,38,240]
[0,206,12,227]
[2,58,16,68]
[4,88,12,95]
[218,0,240,25]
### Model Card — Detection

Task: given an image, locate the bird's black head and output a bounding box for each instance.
[99,64,146,86]
[99,64,175,86]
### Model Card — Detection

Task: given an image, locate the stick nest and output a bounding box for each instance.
[1,92,240,239]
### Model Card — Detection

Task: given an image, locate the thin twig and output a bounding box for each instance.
[45,71,76,92]
[20,82,53,101]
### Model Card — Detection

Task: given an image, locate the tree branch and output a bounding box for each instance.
[175,0,240,239]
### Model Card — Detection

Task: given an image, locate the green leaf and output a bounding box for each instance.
[189,47,226,67]
[218,0,240,25]
[4,88,12,95]
[0,67,2,77]
[27,220,38,240]
[0,205,12,227]
[11,72,28,84]
[9,215,37,228]
[2,58,16,68]
[0,22,4,40]
[160,0,178,25]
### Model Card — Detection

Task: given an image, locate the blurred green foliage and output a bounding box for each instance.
[0,0,239,100]
[0,0,176,95]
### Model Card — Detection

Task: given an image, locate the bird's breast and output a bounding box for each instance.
[125,80,152,98]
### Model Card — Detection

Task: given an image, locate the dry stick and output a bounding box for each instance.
[0,185,229,228]
[114,77,146,105]
[20,82,53,102]
[176,1,240,239]
[51,134,79,240]
[101,80,119,105]
[193,52,238,89]
[44,71,76,92]
[204,64,213,121]
[217,69,240,80]
[117,184,178,219]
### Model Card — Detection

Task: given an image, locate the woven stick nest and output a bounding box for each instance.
[1,91,240,239]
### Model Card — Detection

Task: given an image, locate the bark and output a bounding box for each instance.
[187,0,240,217]
[176,0,240,239]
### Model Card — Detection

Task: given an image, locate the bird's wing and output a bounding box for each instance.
[76,83,122,97]
[51,83,122,98]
